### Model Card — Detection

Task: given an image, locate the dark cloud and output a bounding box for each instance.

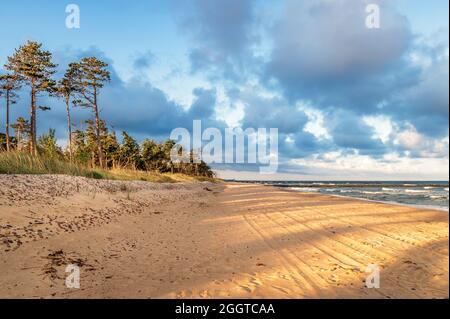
[280,131,335,159]
[174,0,258,81]
[188,87,217,119]
[265,0,414,112]
[325,110,387,156]
[389,40,449,138]
[240,91,308,134]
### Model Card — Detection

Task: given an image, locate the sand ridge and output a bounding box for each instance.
[0,177,448,298]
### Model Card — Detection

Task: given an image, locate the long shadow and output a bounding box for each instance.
[147,203,448,298]
[374,238,449,298]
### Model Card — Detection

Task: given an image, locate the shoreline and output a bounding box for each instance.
[280,187,449,212]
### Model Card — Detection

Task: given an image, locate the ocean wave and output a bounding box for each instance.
[429,195,449,200]
[382,187,401,192]
[362,191,384,195]
[339,189,356,193]
[405,189,429,194]
[290,187,319,192]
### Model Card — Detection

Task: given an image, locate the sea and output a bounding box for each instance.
[235,181,449,211]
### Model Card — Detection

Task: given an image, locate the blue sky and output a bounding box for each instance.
[0,0,448,180]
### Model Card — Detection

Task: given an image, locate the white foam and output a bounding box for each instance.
[290,187,319,193]
[405,189,428,194]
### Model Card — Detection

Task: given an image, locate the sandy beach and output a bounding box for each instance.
[0,176,448,299]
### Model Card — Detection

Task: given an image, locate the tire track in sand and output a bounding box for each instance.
[243,213,337,298]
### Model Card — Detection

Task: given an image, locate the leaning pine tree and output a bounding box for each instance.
[70,57,110,168]
[5,41,57,155]
[56,68,77,161]
[0,73,22,151]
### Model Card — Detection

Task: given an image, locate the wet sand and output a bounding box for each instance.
[0,176,448,298]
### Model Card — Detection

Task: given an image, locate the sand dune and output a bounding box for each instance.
[0,177,448,298]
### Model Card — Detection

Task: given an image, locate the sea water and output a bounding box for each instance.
[241,181,449,211]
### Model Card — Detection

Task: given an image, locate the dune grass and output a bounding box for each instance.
[0,151,103,178]
[0,151,218,183]
[105,168,217,183]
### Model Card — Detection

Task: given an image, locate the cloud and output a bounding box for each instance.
[133,51,156,70]
[325,109,387,156]
[391,123,449,158]
[389,33,449,138]
[265,0,414,112]
[239,90,308,134]
[174,0,258,81]
[188,87,217,119]
[288,151,449,180]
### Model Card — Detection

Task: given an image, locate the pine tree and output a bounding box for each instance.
[72,129,90,165]
[118,131,141,170]
[69,57,110,168]
[103,130,120,168]
[11,117,31,151]
[0,73,22,151]
[141,139,160,171]
[38,128,63,159]
[162,140,176,173]
[56,67,77,161]
[5,41,57,155]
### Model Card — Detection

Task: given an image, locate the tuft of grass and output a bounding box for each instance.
[0,151,219,183]
[0,151,105,178]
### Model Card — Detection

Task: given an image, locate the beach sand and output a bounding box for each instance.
[0,176,448,298]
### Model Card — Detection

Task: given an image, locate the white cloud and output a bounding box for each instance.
[289,151,449,180]
[363,115,393,143]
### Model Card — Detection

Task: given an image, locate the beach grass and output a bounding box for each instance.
[0,151,217,183]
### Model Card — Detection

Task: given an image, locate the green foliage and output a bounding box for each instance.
[0,73,22,98]
[118,131,141,169]
[5,41,57,88]
[37,129,63,159]
[141,139,161,170]
[103,130,120,168]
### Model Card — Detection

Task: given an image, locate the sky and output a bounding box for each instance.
[0,0,448,180]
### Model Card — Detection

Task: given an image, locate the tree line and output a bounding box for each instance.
[0,41,214,178]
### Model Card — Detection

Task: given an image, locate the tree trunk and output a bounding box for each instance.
[65,96,73,162]
[6,90,10,152]
[93,86,104,168]
[30,83,37,155]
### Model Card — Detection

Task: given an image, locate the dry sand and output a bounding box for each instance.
[0,176,448,298]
